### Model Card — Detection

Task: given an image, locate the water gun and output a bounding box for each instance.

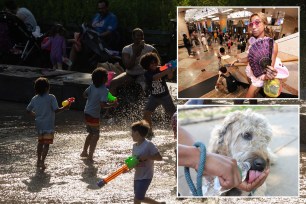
[107,92,117,102]
[97,156,139,187]
[62,97,75,107]
[159,59,177,71]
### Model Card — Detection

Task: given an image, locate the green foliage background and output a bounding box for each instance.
[0,0,304,88]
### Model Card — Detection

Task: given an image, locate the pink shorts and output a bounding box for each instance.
[245,65,264,87]
[246,58,289,88]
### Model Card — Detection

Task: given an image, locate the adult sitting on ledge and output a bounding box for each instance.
[109,28,159,96]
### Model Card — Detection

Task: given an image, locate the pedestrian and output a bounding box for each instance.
[41,24,68,70]
[130,120,164,204]
[183,34,193,56]
[80,67,118,161]
[26,77,69,169]
[140,52,176,139]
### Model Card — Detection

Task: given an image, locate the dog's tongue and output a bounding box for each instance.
[247,170,262,183]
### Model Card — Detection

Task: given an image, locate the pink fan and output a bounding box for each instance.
[248,37,274,77]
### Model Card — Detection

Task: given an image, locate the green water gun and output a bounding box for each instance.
[107,92,117,102]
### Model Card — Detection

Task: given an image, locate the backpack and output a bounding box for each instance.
[221,73,238,93]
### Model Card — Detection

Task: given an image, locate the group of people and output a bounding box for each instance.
[182,11,287,99]
[27,61,174,203]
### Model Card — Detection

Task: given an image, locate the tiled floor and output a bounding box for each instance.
[177,37,299,99]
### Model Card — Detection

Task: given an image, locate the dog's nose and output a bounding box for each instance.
[252,158,266,171]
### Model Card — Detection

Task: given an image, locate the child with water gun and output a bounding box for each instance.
[26,77,70,169]
[140,53,176,139]
[97,120,164,203]
[130,120,164,204]
[80,67,118,162]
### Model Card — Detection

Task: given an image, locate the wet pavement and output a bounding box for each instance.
[0,100,177,203]
[1,100,306,203]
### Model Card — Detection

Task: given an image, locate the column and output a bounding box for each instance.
[219,14,227,33]
[178,10,190,43]
[206,18,212,32]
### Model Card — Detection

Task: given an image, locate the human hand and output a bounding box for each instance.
[265,66,278,80]
[112,100,119,108]
[237,168,270,192]
[231,59,239,67]
[203,153,242,190]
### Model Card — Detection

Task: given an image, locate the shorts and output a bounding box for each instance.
[145,94,176,116]
[37,131,54,144]
[245,65,264,87]
[85,114,100,135]
[134,179,152,200]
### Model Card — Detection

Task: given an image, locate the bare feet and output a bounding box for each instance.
[41,163,47,170]
[87,157,94,163]
[37,161,46,169]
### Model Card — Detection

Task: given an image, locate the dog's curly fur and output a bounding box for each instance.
[208,109,275,196]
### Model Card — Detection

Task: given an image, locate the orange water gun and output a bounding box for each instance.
[97,156,139,187]
[159,59,177,71]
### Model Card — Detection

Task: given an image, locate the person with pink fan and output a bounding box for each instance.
[231,12,289,98]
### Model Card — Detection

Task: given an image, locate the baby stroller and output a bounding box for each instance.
[0,11,42,66]
[71,23,121,73]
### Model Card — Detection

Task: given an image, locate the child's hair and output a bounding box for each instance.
[219,66,227,74]
[131,120,150,137]
[50,24,66,37]
[249,12,274,38]
[219,47,225,54]
[140,52,160,70]
[183,34,187,38]
[92,67,108,88]
[34,77,50,95]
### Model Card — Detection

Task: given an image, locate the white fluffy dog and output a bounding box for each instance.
[208,109,275,196]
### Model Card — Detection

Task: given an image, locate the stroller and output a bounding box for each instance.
[0,11,42,66]
[71,23,121,73]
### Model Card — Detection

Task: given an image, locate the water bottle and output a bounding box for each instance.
[201,161,251,196]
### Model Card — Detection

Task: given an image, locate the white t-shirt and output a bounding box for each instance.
[122,43,155,75]
[132,139,159,180]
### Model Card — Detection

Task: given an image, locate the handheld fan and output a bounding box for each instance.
[248,37,274,77]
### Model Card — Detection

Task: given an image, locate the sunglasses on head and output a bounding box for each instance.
[249,20,262,27]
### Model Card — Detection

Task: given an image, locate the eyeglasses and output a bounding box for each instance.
[248,20,262,27]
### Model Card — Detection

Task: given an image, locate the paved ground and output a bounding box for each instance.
[0,100,177,203]
[1,100,306,203]
[177,106,299,197]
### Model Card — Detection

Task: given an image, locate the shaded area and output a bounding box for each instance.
[178,75,218,98]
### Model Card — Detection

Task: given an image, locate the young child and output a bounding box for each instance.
[140,52,176,139]
[227,38,232,53]
[41,24,67,70]
[26,77,68,169]
[217,47,226,66]
[215,66,238,93]
[201,33,208,52]
[80,67,118,161]
[131,120,163,204]
[232,12,278,98]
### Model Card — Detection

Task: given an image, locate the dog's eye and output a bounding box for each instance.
[242,132,253,140]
